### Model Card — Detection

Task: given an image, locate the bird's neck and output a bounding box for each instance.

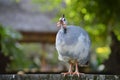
[61,26,67,34]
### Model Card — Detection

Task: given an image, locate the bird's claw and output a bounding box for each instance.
[61,72,73,76]
[73,72,84,77]
[73,72,80,77]
[62,72,84,77]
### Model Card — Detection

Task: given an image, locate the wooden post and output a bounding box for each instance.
[0,74,119,80]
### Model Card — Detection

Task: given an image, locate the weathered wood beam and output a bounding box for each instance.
[0,74,119,80]
[19,31,57,44]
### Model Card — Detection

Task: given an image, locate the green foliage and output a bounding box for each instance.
[96,46,111,64]
[32,0,62,11]
[0,25,31,71]
[59,0,120,66]
[34,0,119,68]
[33,0,120,44]
[32,0,120,69]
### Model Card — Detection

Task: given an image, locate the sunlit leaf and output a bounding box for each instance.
[65,0,71,5]
[81,8,87,14]
[84,14,90,21]
[96,46,111,64]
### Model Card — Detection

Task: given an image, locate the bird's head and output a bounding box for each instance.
[57,14,67,28]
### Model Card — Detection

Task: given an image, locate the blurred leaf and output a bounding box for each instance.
[96,46,111,64]
[0,25,31,71]
[32,0,62,11]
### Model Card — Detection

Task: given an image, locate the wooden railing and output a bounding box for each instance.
[0,74,119,80]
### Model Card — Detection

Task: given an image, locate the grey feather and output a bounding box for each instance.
[56,25,91,65]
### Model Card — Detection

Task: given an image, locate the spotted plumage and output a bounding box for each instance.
[56,15,91,76]
[56,25,90,65]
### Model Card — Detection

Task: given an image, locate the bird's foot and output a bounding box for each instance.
[61,72,73,76]
[73,72,84,77]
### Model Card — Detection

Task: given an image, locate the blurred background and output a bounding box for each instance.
[0,0,120,74]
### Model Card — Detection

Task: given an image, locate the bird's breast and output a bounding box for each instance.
[56,26,90,64]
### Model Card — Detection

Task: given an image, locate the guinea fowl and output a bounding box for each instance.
[56,15,91,76]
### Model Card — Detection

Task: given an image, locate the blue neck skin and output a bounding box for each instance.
[61,26,67,34]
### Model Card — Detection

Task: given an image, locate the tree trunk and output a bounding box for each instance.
[104,31,120,74]
[0,34,10,73]
[0,51,10,73]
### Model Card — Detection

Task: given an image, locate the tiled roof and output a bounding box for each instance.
[0,0,58,32]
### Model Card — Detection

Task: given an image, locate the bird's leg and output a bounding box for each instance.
[62,63,73,76]
[73,63,84,77]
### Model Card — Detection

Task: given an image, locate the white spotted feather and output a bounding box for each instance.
[56,25,90,65]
